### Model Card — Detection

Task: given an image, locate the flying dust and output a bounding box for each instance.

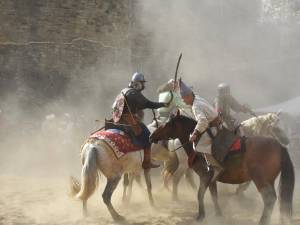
[0,1,300,225]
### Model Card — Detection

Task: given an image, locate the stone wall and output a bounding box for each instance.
[0,0,131,118]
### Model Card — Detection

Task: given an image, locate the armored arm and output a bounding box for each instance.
[130,90,166,110]
[228,96,248,113]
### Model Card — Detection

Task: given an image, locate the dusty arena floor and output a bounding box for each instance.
[1,172,299,225]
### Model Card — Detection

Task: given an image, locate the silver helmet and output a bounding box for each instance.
[131,72,146,83]
[129,72,146,91]
[217,83,230,96]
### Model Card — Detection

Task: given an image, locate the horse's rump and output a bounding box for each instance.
[91,130,142,159]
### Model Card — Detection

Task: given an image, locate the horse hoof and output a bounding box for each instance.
[113,214,126,222]
[215,211,223,217]
[196,215,204,222]
[83,210,88,217]
[172,197,180,202]
[150,200,156,208]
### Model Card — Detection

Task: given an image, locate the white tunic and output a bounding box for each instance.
[192,95,218,154]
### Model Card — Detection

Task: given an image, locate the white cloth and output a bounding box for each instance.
[191,95,218,154]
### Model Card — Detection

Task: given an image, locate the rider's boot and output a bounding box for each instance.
[142,148,160,169]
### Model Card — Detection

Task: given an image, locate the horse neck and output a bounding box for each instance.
[177,119,196,157]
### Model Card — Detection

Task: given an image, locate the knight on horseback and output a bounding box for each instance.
[215,83,254,130]
[111,72,170,170]
[179,79,223,182]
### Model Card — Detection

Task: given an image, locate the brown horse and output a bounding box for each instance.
[149,112,294,225]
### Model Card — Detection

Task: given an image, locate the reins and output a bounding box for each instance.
[171,141,191,152]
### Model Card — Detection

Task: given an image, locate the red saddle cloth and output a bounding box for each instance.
[229,138,241,152]
[90,130,142,158]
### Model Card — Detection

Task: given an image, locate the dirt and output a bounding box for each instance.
[1,172,299,225]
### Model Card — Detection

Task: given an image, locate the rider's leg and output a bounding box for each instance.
[143,147,160,169]
[137,122,160,170]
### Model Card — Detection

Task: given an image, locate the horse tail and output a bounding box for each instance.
[164,156,179,176]
[279,146,295,221]
[70,146,99,201]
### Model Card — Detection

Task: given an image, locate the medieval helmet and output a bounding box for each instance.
[129,72,146,91]
[217,83,230,96]
[132,72,146,83]
[179,79,193,97]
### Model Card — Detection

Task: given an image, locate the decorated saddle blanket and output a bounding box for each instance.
[90,129,142,158]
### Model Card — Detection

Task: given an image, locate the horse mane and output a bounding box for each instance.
[175,115,197,129]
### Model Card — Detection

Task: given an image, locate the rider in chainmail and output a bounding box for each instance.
[111,72,170,170]
[215,83,254,130]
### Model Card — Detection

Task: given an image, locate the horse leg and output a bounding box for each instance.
[172,167,185,201]
[134,173,143,189]
[122,173,129,203]
[209,181,222,217]
[83,200,87,217]
[144,169,154,206]
[185,168,197,191]
[196,175,211,221]
[102,176,124,221]
[127,173,135,202]
[256,184,277,225]
[236,181,251,195]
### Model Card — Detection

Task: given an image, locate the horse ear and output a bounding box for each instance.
[276,109,282,116]
[176,109,180,117]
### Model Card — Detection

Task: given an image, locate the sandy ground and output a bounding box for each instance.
[1,171,299,225]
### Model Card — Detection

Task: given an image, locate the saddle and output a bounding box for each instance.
[211,127,246,163]
[105,118,135,139]
[104,118,146,149]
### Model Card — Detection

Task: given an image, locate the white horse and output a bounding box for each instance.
[70,137,154,221]
[122,120,197,202]
[236,112,290,194]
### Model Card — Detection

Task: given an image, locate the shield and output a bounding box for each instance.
[112,93,125,123]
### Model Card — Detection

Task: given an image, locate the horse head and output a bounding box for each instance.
[149,110,196,144]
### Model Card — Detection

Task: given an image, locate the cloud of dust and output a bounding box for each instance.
[133,0,300,106]
[0,1,299,224]
[1,0,300,176]
[0,54,131,178]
